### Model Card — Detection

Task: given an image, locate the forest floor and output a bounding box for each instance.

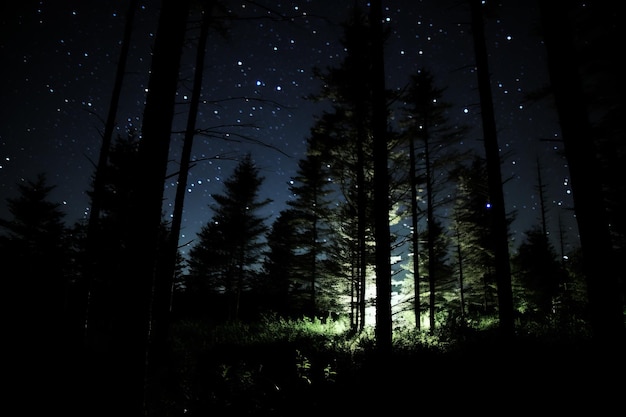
[39,327,626,416]
[160,333,626,415]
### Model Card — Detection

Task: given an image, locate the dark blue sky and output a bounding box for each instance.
[0,0,578,255]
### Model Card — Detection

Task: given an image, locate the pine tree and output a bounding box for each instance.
[285,139,341,317]
[261,209,300,317]
[399,68,468,332]
[0,173,69,328]
[512,226,564,325]
[0,173,71,408]
[187,153,271,321]
[451,156,499,319]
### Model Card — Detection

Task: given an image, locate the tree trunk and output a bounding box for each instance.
[538,0,625,347]
[108,0,190,415]
[148,3,212,415]
[370,0,392,357]
[82,0,138,345]
[408,135,421,330]
[424,128,437,333]
[469,0,514,338]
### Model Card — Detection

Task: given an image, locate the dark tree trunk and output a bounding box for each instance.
[469,0,514,338]
[424,128,437,333]
[356,114,367,331]
[107,0,191,415]
[147,3,212,415]
[370,0,392,357]
[408,134,421,330]
[82,0,138,344]
[538,0,625,347]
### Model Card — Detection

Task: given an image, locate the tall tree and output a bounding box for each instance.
[107,0,191,414]
[0,173,70,411]
[399,68,468,332]
[150,2,216,392]
[451,155,501,320]
[469,0,514,338]
[261,209,300,316]
[84,130,141,347]
[286,140,338,317]
[538,0,625,346]
[1,173,69,326]
[512,226,564,325]
[370,0,393,356]
[308,9,378,330]
[418,216,453,327]
[81,0,139,344]
[187,153,271,321]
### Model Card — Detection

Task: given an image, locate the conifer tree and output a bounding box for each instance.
[261,209,299,316]
[399,68,467,332]
[0,173,70,408]
[0,173,69,329]
[285,137,341,317]
[187,153,271,321]
[451,156,499,318]
[512,226,564,325]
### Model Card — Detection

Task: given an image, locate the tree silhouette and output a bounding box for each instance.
[1,173,69,329]
[370,0,393,357]
[309,8,376,331]
[0,173,71,410]
[285,140,340,317]
[108,0,191,414]
[187,153,271,321]
[450,155,500,318]
[399,68,468,332]
[468,0,514,338]
[512,226,564,325]
[538,0,625,347]
[261,209,300,316]
[81,0,138,347]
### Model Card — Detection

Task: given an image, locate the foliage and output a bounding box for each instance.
[186,153,271,320]
[162,312,608,415]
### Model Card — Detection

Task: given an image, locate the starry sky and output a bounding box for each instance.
[0,0,578,254]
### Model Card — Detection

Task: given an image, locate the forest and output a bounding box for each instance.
[1,0,624,416]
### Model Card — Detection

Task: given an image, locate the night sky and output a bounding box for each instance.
[0,0,578,255]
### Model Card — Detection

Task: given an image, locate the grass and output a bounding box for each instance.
[158,314,624,416]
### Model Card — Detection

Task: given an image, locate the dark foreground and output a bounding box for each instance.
[12,331,626,416]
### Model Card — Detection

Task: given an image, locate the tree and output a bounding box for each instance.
[418,217,454,329]
[81,0,138,345]
[450,155,501,320]
[399,68,468,332]
[538,0,625,347]
[309,8,376,331]
[150,5,216,404]
[285,142,339,317]
[84,130,141,345]
[261,209,300,316]
[468,0,514,338]
[1,173,69,330]
[0,173,71,410]
[512,226,564,325]
[370,0,393,357]
[187,153,271,321]
[106,0,191,414]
